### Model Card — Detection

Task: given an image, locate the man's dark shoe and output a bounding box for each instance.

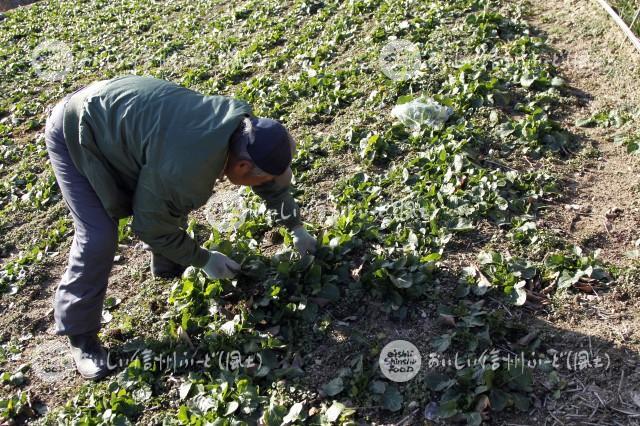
[68,332,109,380]
[151,252,186,279]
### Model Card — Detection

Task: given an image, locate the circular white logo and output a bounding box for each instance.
[379,339,421,382]
[32,339,76,382]
[379,39,421,81]
[31,39,74,82]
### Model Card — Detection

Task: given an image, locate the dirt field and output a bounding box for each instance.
[0,0,639,424]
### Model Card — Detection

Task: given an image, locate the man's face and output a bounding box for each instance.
[224,155,275,186]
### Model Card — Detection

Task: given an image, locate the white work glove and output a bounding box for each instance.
[202,251,240,279]
[292,225,317,255]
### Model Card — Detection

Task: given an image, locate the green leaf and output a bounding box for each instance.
[389,274,413,288]
[179,382,192,400]
[369,380,386,394]
[318,283,340,301]
[325,401,345,422]
[520,75,536,89]
[397,94,414,105]
[575,116,596,127]
[425,372,455,391]
[465,412,483,426]
[512,281,527,306]
[512,393,531,411]
[557,270,578,290]
[431,334,452,352]
[435,398,460,418]
[322,377,344,397]
[301,302,319,322]
[282,402,303,424]
[382,385,403,412]
[489,388,510,412]
[477,251,494,265]
[224,400,239,416]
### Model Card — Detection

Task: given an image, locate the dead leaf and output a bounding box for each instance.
[266,325,281,336]
[309,297,331,307]
[439,314,456,327]
[350,262,364,281]
[292,352,304,369]
[573,283,594,293]
[475,394,491,419]
[517,331,538,346]
[177,326,194,349]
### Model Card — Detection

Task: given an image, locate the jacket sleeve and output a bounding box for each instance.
[131,167,210,267]
[251,168,302,229]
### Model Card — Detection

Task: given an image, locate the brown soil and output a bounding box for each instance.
[516,0,640,424]
[533,0,640,269]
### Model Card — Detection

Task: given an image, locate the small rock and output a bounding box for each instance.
[424,401,439,420]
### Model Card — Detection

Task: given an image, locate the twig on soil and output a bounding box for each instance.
[593,390,606,408]
[609,405,640,417]
[481,158,520,172]
[617,369,625,395]
[594,0,640,54]
[395,408,420,426]
[547,410,565,425]
[630,7,640,30]
[589,404,599,419]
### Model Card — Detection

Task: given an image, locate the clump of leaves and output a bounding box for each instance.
[425,361,534,425]
[614,132,640,155]
[0,391,32,422]
[576,109,630,128]
[542,246,611,292]
[460,251,536,305]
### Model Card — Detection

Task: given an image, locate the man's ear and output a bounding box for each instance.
[236,159,253,176]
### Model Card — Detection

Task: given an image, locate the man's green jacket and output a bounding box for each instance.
[62,75,301,267]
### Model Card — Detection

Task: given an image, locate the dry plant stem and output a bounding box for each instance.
[594,0,640,53]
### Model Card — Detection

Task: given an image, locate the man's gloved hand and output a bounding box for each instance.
[202,251,240,279]
[292,225,317,255]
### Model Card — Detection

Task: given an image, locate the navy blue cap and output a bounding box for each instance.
[247,117,293,176]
